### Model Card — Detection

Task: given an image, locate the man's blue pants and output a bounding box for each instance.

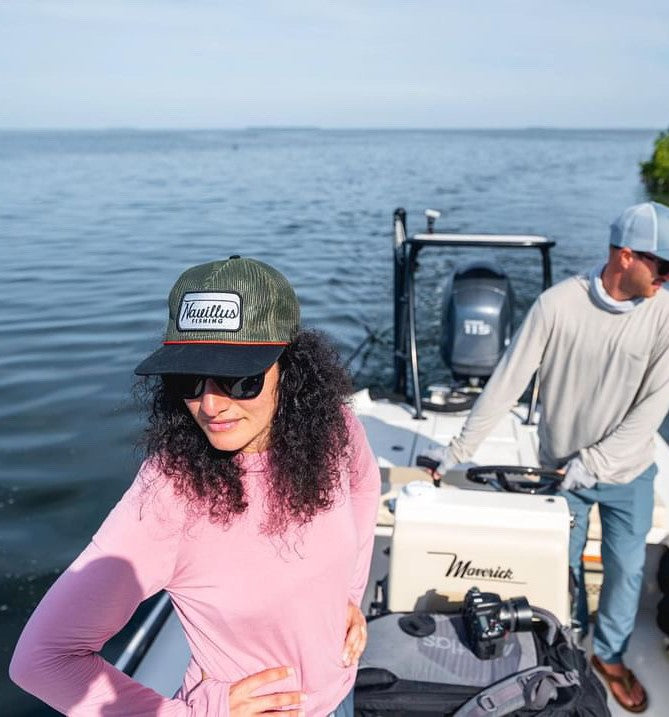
[561,463,656,663]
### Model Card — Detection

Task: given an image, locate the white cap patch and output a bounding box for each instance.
[177,292,241,331]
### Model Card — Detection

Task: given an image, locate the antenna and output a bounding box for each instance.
[425,208,441,233]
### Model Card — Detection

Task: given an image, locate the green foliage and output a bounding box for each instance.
[641,130,669,203]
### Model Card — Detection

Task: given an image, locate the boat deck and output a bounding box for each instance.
[353,389,540,472]
[352,389,669,716]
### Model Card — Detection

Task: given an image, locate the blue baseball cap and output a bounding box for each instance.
[610,201,669,261]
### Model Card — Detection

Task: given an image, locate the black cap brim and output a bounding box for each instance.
[134,343,286,377]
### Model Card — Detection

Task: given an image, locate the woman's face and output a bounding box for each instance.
[184,363,279,453]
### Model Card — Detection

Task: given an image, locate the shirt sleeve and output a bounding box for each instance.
[449,298,549,463]
[344,409,381,606]
[580,330,669,484]
[9,463,231,716]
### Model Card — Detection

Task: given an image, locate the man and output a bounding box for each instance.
[424,202,669,713]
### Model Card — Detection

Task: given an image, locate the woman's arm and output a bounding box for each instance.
[9,539,199,716]
[10,466,226,715]
[10,466,307,716]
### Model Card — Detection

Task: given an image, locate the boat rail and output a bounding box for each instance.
[392,208,555,420]
[115,592,172,676]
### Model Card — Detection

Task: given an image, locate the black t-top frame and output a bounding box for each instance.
[392,207,556,420]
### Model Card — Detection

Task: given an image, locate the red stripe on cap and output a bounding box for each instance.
[163,340,289,346]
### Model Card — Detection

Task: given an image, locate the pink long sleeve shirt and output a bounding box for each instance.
[10,410,380,716]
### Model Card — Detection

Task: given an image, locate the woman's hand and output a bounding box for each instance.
[341,601,367,667]
[228,666,306,716]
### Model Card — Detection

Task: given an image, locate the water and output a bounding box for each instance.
[0,128,659,714]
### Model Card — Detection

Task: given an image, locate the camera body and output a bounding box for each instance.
[463,586,533,660]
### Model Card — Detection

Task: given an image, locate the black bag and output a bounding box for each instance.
[656,547,669,635]
[354,607,609,716]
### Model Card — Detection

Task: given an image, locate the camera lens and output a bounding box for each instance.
[462,588,534,660]
[497,596,532,632]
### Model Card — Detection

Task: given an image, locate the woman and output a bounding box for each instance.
[10,256,381,716]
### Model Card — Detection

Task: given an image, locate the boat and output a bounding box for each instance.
[115,208,669,715]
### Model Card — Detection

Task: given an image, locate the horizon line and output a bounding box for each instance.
[0,125,662,133]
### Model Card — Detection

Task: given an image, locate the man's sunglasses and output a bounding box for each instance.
[634,250,669,276]
[165,372,266,400]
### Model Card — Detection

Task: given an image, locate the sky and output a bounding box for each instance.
[1,0,668,130]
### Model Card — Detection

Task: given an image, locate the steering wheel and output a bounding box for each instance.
[421,390,477,413]
[465,465,564,495]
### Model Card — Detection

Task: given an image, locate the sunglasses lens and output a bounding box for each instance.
[165,375,205,399]
[165,373,265,400]
[219,373,265,399]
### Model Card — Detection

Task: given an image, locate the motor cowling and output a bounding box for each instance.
[440,262,514,382]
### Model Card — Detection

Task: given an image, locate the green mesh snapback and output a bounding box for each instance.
[135,256,300,377]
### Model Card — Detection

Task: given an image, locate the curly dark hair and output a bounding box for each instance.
[137,330,353,533]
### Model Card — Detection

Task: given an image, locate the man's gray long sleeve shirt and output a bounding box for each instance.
[449,275,669,484]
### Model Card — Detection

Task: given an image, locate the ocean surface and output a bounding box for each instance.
[0,127,662,714]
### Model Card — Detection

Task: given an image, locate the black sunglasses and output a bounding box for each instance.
[165,372,266,400]
[634,250,669,276]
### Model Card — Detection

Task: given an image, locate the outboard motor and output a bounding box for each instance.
[440,261,514,384]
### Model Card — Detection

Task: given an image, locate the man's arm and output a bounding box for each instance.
[579,337,669,484]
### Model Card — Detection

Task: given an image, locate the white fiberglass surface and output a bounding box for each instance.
[133,611,190,698]
[352,390,540,469]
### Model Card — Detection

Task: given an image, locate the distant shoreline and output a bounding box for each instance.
[0,126,661,134]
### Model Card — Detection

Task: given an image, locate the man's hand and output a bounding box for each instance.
[341,601,367,667]
[560,456,597,491]
[416,446,456,479]
[228,667,306,716]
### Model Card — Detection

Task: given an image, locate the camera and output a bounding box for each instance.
[462,586,533,660]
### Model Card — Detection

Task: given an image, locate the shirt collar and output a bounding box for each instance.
[588,264,644,314]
